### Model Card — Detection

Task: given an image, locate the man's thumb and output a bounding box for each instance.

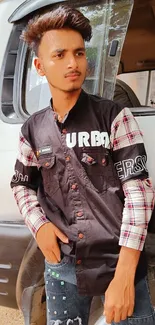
[55,228,69,243]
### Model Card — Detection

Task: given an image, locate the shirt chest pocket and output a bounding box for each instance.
[38,155,59,196]
[81,148,117,193]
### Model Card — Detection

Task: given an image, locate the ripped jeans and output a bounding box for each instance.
[44,256,155,325]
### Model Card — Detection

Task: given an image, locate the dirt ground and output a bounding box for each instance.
[0,306,24,325]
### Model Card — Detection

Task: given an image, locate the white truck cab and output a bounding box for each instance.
[0,1,155,324]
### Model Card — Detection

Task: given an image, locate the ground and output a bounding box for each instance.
[0,306,24,325]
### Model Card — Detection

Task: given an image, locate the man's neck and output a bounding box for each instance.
[51,88,82,119]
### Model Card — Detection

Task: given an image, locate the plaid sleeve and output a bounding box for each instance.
[110,107,155,250]
[110,107,144,153]
[11,132,49,237]
[120,178,155,250]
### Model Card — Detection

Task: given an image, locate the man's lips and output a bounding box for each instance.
[65,72,81,78]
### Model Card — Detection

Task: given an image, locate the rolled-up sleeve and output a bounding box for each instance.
[11,132,49,237]
[110,107,155,251]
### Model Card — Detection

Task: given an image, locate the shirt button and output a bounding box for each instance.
[62,129,67,134]
[78,233,84,239]
[102,158,107,166]
[44,162,50,167]
[87,156,94,163]
[66,156,71,162]
[76,211,83,217]
[76,259,82,265]
[71,183,78,190]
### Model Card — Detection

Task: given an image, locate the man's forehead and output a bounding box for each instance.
[42,28,84,45]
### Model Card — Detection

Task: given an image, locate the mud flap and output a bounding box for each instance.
[20,278,46,325]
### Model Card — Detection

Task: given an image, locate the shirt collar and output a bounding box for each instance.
[49,89,88,122]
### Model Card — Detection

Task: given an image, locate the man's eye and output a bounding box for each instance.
[76,51,85,56]
[56,53,63,58]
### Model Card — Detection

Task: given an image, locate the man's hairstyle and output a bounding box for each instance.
[21,5,92,55]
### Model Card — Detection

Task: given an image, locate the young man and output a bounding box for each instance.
[11,5,155,325]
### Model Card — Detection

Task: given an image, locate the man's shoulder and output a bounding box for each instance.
[25,106,50,123]
[86,91,123,121]
[86,91,121,109]
[22,106,50,128]
[21,106,51,141]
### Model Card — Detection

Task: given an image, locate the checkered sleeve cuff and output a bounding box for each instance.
[119,178,155,251]
[26,210,50,238]
[12,185,50,238]
[119,224,147,251]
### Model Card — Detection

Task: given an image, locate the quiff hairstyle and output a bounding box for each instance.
[21,5,92,55]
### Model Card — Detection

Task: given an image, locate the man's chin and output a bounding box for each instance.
[64,86,82,93]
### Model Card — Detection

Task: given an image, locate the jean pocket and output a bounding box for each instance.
[128,314,155,325]
[128,277,155,324]
[45,255,70,268]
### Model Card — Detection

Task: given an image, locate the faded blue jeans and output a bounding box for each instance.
[44,256,155,325]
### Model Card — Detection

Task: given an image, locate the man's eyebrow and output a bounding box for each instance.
[74,47,86,52]
[51,48,65,54]
[51,47,86,54]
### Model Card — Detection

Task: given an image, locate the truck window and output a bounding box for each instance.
[24,1,133,115]
[117,71,155,108]
[117,72,149,106]
[0,0,133,122]
[0,23,26,124]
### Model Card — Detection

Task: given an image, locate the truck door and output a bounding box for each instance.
[1,0,141,324]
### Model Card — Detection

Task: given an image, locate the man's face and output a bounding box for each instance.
[34,28,87,93]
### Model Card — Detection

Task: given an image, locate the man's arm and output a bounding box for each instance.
[104,107,155,323]
[120,178,154,250]
[11,132,68,262]
[11,132,49,236]
[110,107,155,250]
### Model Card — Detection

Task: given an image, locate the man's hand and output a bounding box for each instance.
[104,247,140,324]
[104,268,135,323]
[36,222,69,264]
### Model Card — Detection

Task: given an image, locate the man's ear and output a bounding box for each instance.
[34,57,45,76]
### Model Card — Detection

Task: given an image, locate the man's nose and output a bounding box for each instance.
[67,55,78,69]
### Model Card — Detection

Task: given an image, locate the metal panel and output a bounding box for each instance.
[9,0,97,23]
[0,223,31,308]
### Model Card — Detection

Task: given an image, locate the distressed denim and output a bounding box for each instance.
[44,257,155,325]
